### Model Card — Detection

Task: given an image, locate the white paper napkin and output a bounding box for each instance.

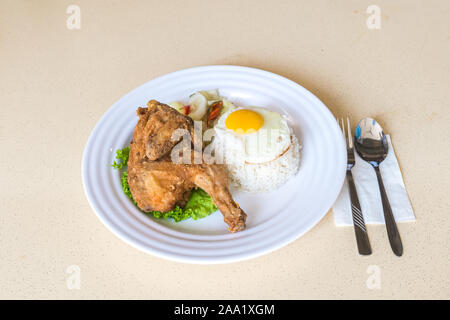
[333,135,415,226]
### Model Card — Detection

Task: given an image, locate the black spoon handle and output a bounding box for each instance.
[374,166,403,256]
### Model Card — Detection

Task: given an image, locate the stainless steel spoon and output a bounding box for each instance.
[354,118,403,256]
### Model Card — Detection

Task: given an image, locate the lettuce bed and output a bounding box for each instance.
[112,147,217,222]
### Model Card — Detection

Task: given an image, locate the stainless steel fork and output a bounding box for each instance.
[339,117,372,255]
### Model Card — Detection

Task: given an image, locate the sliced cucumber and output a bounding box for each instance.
[188,92,208,120]
[207,99,221,106]
[199,89,220,101]
[220,98,237,115]
[168,101,185,114]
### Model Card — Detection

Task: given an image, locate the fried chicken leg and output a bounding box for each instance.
[127,100,246,232]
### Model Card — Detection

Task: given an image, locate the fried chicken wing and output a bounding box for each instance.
[127,100,246,232]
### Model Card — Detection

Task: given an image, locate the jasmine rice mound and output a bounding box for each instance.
[214,135,301,193]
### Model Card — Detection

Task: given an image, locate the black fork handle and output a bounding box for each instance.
[374,166,403,256]
[347,170,372,255]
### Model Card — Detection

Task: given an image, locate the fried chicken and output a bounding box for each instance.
[127,100,246,232]
[130,100,194,162]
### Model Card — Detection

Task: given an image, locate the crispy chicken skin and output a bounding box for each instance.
[139,100,194,161]
[127,100,246,232]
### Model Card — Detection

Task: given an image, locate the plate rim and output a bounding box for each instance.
[81,65,346,264]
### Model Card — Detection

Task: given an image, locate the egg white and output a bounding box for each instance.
[213,107,291,164]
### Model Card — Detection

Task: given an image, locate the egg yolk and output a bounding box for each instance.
[225,109,264,134]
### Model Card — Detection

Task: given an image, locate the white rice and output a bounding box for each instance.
[214,134,301,192]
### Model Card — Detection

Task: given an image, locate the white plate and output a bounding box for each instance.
[82,65,346,264]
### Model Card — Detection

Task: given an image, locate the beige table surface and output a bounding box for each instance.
[1,0,449,299]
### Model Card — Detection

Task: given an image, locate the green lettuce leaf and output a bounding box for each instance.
[111,147,217,222]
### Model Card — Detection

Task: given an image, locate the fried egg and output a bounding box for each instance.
[214,107,291,164]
